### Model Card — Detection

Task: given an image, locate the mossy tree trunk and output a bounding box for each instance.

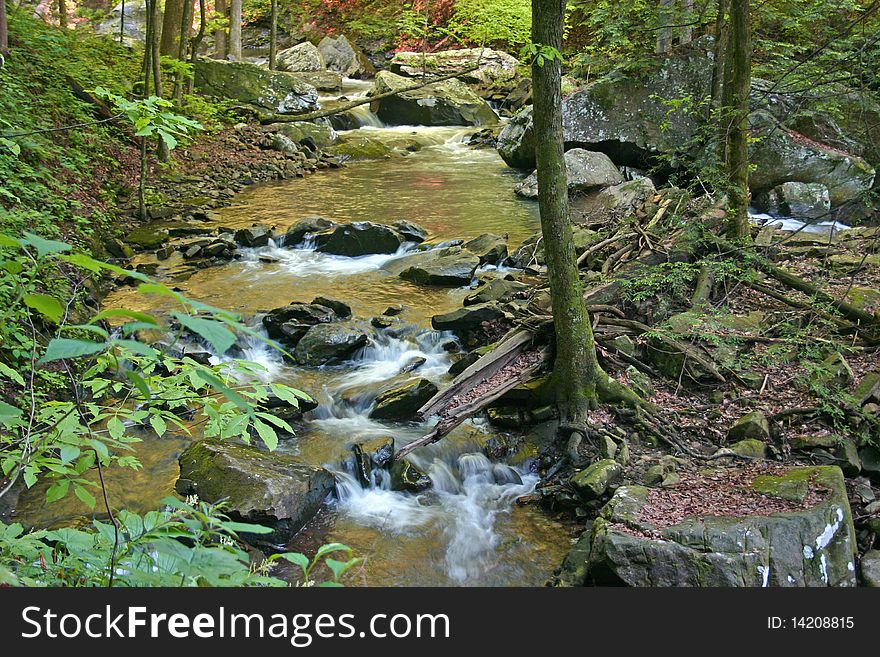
[723,0,751,238]
[531,0,604,423]
[0,0,8,57]
[229,0,242,61]
[161,0,184,57]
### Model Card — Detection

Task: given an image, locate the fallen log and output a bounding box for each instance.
[393,329,549,461]
[260,65,481,124]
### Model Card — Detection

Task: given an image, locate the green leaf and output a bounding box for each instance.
[172,313,236,355]
[0,401,23,424]
[272,552,310,574]
[125,370,152,399]
[74,485,97,509]
[325,557,360,581]
[149,414,167,437]
[0,362,25,387]
[253,419,278,451]
[219,521,273,535]
[24,294,64,323]
[314,543,353,560]
[107,416,125,440]
[194,369,250,409]
[91,308,159,325]
[46,480,70,503]
[60,446,80,465]
[0,234,21,248]
[40,338,107,363]
[111,339,158,358]
[21,232,71,258]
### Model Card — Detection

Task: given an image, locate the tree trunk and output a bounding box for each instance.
[151,0,169,161]
[173,0,194,101]
[160,0,184,57]
[213,0,227,58]
[0,0,9,57]
[723,0,751,238]
[119,0,125,43]
[229,0,242,61]
[268,0,277,70]
[57,0,67,29]
[532,0,604,423]
[680,0,694,44]
[187,0,206,94]
[709,0,728,112]
[656,0,674,54]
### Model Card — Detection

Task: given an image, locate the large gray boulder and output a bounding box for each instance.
[313,222,405,256]
[391,48,520,87]
[397,249,481,287]
[294,324,369,365]
[96,0,148,45]
[514,149,623,198]
[584,466,857,586]
[497,45,875,207]
[276,42,325,72]
[318,34,376,79]
[755,181,831,219]
[262,302,336,344]
[177,440,334,547]
[193,58,318,114]
[372,71,498,127]
[571,177,656,225]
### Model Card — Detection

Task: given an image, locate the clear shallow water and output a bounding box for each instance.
[16,119,568,586]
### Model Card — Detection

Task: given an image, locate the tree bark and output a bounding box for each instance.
[229,0,242,61]
[723,0,751,238]
[213,0,227,58]
[680,0,694,44]
[173,0,194,101]
[187,0,206,94]
[268,0,277,70]
[709,0,729,113]
[656,0,675,54]
[160,0,184,57]
[0,0,9,57]
[57,0,67,29]
[532,0,604,423]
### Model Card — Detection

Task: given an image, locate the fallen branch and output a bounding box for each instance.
[260,65,481,124]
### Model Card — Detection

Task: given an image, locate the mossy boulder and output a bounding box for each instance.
[274,121,338,149]
[318,34,375,79]
[463,233,508,265]
[585,466,857,586]
[293,324,369,365]
[391,48,520,87]
[369,378,438,421]
[432,303,506,333]
[372,71,498,127]
[125,224,170,250]
[329,135,394,161]
[177,440,334,547]
[464,278,529,306]
[570,459,623,500]
[390,459,432,493]
[861,550,880,587]
[275,42,325,72]
[729,439,769,459]
[193,58,318,114]
[728,411,771,442]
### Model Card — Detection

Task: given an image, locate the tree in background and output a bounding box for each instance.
[229,0,242,60]
[214,0,227,58]
[0,0,8,58]
[161,0,185,57]
[269,0,277,70]
[720,0,751,238]
[57,0,67,29]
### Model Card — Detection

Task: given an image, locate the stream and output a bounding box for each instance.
[15,82,572,586]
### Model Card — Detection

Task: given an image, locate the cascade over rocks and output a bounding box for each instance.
[193,58,319,114]
[372,71,498,127]
[515,149,623,199]
[177,440,334,548]
[284,216,337,246]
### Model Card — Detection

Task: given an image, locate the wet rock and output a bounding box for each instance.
[314,221,405,256]
[262,302,336,341]
[371,316,393,329]
[555,527,593,587]
[370,378,438,421]
[432,303,506,333]
[727,411,771,442]
[383,304,406,316]
[392,220,428,243]
[463,233,508,265]
[311,296,352,318]
[352,437,396,486]
[398,250,481,287]
[234,224,273,247]
[293,323,369,366]
[284,216,336,246]
[515,149,623,198]
[258,390,319,423]
[570,459,623,500]
[177,440,334,547]
[391,48,519,87]
[448,351,480,376]
[464,278,529,306]
[585,466,857,586]
[318,34,375,79]
[862,550,880,587]
[400,356,426,373]
[275,42,325,72]
[390,459,432,493]
[193,58,319,114]
[372,71,498,127]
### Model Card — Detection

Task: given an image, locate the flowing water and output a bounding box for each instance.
[16,90,574,585]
